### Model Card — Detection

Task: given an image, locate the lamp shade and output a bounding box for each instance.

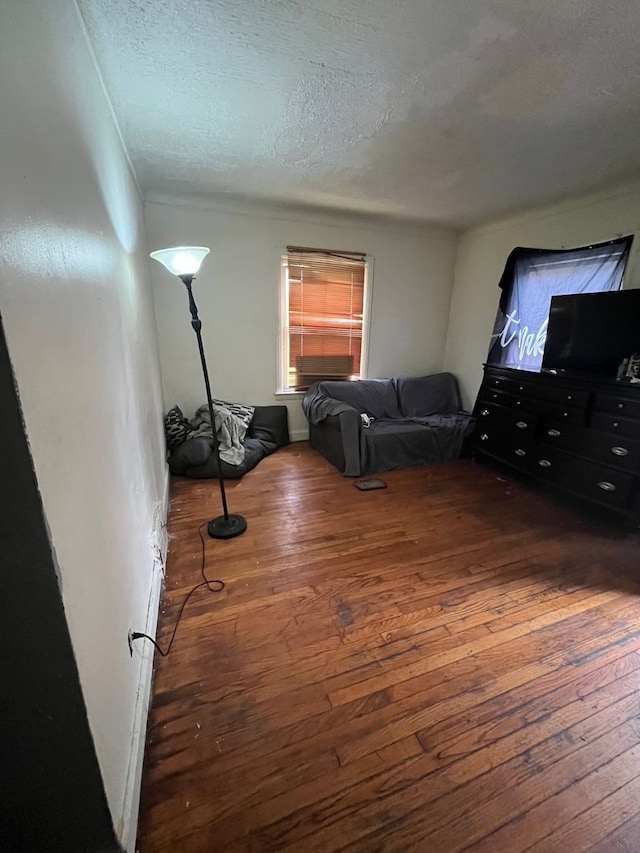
[150,246,210,277]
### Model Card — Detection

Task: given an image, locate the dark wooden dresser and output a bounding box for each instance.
[471,365,640,522]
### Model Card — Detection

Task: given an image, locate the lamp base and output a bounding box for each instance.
[207,513,247,540]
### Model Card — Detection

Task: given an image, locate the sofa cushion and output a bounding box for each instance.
[168,436,213,474]
[362,419,440,472]
[315,379,401,420]
[394,372,462,418]
[249,405,290,449]
[182,438,266,479]
[169,437,266,479]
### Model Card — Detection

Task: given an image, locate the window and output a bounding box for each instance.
[279,246,370,392]
[487,237,633,371]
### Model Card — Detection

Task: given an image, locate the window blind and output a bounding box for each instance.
[284,249,366,390]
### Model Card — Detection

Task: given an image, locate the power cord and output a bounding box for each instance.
[130,523,225,657]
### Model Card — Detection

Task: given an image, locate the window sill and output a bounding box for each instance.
[275,390,305,400]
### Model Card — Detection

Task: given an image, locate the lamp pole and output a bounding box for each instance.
[151,247,247,540]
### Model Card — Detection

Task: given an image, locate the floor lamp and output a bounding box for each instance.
[150,246,247,539]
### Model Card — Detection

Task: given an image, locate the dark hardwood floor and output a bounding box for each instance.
[137,443,640,852]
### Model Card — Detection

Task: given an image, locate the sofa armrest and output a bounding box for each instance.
[308,405,364,476]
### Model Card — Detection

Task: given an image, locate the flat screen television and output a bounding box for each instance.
[541,289,640,378]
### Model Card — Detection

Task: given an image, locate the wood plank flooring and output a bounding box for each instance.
[137,444,640,852]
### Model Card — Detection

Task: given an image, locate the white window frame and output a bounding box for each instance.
[277,252,373,395]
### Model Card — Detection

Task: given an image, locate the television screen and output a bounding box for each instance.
[541,289,640,377]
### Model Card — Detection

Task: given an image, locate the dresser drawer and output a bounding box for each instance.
[481,377,587,409]
[540,420,640,474]
[475,429,532,471]
[537,385,590,408]
[507,378,537,397]
[478,391,532,421]
[480,387,515,407]
[529,446,635,509]
[479,386,583,424]
[483,370,546,400]
[515,400,587,425]
[532,401,586,425]
[592,393,640,420]
[476,402,537,437]
[569,459,636,510]
[529,445,576,488]
[590,412,640,440]
[484,371,517,394]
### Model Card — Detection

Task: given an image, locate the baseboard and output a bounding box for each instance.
[117,470,169,851]
[289,428,309,442]
[117,560,163,852]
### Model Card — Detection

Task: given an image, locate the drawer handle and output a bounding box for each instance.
[562,411,569,417]
[613,422,620,428]
[519,385,524,391]
[514,449,526,457]
[617,402,625,409]
[480,409,489,416]
[515,401,521,406]
[480,434,489,441]
[547,429,561,438]
[611,446,629,457]
[598,481,616,492]
[516,421,528,429]
[538,459,552,468]
[492,393,498,400]
[567,395,573,401]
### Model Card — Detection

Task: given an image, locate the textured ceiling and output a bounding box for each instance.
[76,0,640,227]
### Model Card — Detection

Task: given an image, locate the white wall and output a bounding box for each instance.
[145,197,458,439]
[0,1,167,846]
[444,180,640,409]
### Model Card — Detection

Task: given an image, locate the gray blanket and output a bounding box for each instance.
[189,403,251,466]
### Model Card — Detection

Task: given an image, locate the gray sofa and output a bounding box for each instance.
[302,373,473,476]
